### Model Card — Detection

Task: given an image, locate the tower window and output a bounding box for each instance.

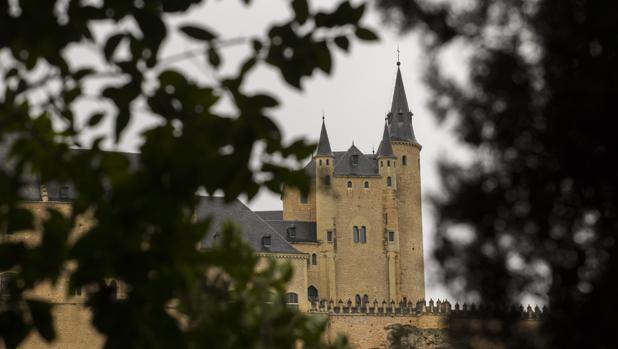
[351,154,359,166]
[353,226,359,243]
[324,175,331,186]
[387,176,392,187]
[262,234,272,249]
[319,159,322,166]
[327,231,333,242]
[285,292,299,304]
[402,156,407,166]
[364,181,369,188]
[308,286,318,302]
[360,226,367,243]
[381,161,383,167]
[347,180,352,188]
[363,294,369,305]
[388,231,395,242]
[326,159,329,165]
[387,160,390,167]
[355,294,362,305]
[300,193,308,204]
[311,253,317,265]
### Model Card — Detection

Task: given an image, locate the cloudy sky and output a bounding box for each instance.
[77,0,471,300]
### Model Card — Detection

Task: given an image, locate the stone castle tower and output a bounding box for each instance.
[275,62,425,304]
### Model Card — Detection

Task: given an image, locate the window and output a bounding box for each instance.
[387,160,390,167]
[285,292,299,304]
[353,226,359,243]
[360,226,367,243]
[287,226,296,241]
[388,231,395,242]
[108,280,118,300]
[300,193,308,204]
[262,234,272,249]
[308,286,319,302]
[387,176,392,187]
[402,155,407,166]
[324,175,331,186]
[59,185,70,200]
[363,294,369,305]
[326,159,329,165]
[347,180,352,188]
[355,294,361,305]
[364,181,369,188]
[351,154,359,166]
[384,213,388,224]
[327,231,333,242]
[319,159,322,166]
[380,161,383,167]
[311,253,317,265]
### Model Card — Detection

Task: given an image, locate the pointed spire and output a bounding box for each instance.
[316,118,333,156]
[377,122,395,157]
[387,62,419,145]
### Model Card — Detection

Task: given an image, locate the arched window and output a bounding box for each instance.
[380,161,383,167]
[402,155,407,166]
[387,160,391,167]
[360,226,367,243]
[285,292,299,304]
[308,286,319,302]
[363,294,369,305]
[387,176,392,187]
[311,253,317,265]
[353,226,359,243]
[319,159,322,166]
[324,175,331,186]
[300,193,308,204]
[355,294,362,305]
[347,180,352,188]
[364,181,369,188]
[326,159,329,165]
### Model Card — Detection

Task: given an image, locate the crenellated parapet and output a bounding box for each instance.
[309,298,548,320]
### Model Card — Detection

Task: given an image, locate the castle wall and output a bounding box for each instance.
[332,176,389,301]
[282,185,316,222]
[392,143,425,303]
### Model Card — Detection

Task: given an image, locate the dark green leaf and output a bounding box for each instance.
[355,27,378,41]
[208,47,221,68]
[292,0,309,25]
[27,300,56,342]
[334,36,350,51]
[179,25,217,41]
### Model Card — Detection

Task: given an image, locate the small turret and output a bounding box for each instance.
[316,117,333,157]
[377,123,396,189]
[387,64,420,147]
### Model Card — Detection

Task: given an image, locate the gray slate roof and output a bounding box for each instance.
[316,119,333,156]
[376,124,395,157]
[255,210,283,221]
[387,66,419,145]
[262,220,317,243]
[197,197,300,254]
[333,145,379,177]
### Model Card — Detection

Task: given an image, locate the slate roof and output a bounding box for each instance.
[316,119,333,156]
[376,123,395,157]
[387,66,419,145]
[255,210,283,221]
[262,220,317,243]
[333,145,379,177]
[197,196,300,254]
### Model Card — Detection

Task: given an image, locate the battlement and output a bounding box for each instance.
[309,298,547,320]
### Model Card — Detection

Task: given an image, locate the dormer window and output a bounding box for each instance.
[351,154,359,166]
[262,234,272,249]
[364,181,369,188]
[287,225,296,241]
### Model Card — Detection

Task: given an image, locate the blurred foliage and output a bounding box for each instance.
[378,0,618,348]
[0,0,377,348]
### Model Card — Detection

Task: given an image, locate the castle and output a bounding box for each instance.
[0,63,544,349]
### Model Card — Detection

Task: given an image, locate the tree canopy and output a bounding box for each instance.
[378,0,618,347]
[0,0,377,348]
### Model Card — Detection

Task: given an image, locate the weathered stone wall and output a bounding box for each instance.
[282,185,316,222]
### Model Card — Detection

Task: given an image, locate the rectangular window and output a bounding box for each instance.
[353,226,359,243]
[360,226,367,243]
[59,185,70,200]
[388,231,395,242]
[326,159,329,165]
[300,193,308,204]
[351,154,359,166]
[327,231,333,242]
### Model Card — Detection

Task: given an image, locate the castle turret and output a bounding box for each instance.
[314,118,337,299]
[387,62,425,302]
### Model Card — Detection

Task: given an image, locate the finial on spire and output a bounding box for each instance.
[396,46,401,66]
[322,110,325,121]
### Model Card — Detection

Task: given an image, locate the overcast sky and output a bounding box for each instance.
[71,0,471,301]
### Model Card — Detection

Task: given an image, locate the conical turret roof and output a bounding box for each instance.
[387,65,419,145]
[316,118,333,156]
[376,123,395,157]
